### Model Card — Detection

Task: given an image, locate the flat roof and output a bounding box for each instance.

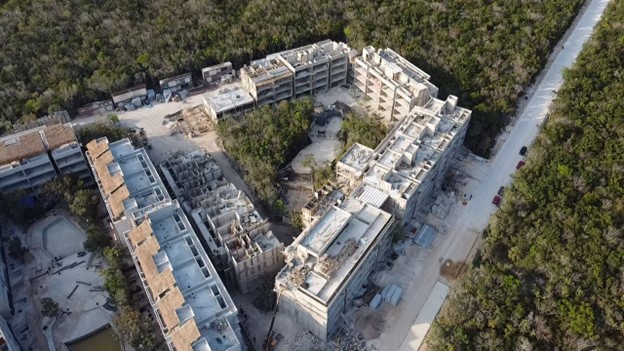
[127,202,239,351]
[300,206,352,256]
[202,62,232,72]
[338,143,374,172]
[286,198,393,303]
[242,59,292,84]
[43,123,76,149]
[87,138,170,219]
[362,98,471,197]
[203,82,254,114]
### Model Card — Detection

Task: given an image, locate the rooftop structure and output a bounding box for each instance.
[85,138,168,223]
[240,40,355,106]
[335,143,375,190]
[352,46,440,122]
[160,151,284,293]
[276,196,395,340]
[86,139,243,351]
[358,96,471,223]
[301,186,345,229]
[202,82,255,120]
[126,201,241,351]
[0,121,91,193]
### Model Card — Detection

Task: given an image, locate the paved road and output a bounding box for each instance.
[383,0,613,350]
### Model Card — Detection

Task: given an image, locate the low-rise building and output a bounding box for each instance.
[0,122,91,194]
[276,195,396,341]
[111,84,147,107]
[352,47,439,122]
[202,62,234,86]
[202,82,255,121]
[160,151,284,293]
[275,40,354,98]
[159,73,193,92]
[85,138,244,351]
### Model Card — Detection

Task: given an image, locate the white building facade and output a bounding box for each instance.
[85,138,243,351]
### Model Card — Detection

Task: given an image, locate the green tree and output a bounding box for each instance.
[84,226,111,252]
[7,237,28,261]
[41,297,61,317]
[428,3,624,348]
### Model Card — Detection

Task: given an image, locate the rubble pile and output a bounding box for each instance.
[330,328,370,351]
[292,330,325,351]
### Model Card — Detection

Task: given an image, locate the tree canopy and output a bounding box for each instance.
[429,2,624,349]
[0,0,583,155]
[217,98,313,215]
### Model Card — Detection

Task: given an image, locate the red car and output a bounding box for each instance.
[492,195,501,207]
[516,160,525,170]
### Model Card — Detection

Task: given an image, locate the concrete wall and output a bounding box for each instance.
[279,216,396,340]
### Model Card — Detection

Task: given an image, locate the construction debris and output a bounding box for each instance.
[162,106,214,138]
[292,330,325,351]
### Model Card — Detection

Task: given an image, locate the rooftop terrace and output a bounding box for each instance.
[127,202,239,351]
[338,143,374,173]
[360,97,470,197]
[278,197,393,304]
[203,82,254,115]
[242,59,292,84]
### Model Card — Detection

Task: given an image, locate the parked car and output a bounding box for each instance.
[497,186,505,196]
[516,160,526,170]
[519,146,528,156]
[492,195,502,207]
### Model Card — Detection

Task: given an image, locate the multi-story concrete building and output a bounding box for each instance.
[160,151,284,293]
[126,201,241,351]
[338,96,471,224]
[352,46,439,122]
[241,58,293,106]
[276,193,395,341]
[279,47,471,341]
[240,40,355,106]
[0,123,91,194]
[85,138,243,351]
[274,40,353,98]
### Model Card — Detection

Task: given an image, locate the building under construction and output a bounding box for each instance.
[276,191,396,341]
[85,138,243,351]
[160,150,284,293]
[240,40,355,107]
[277,47,471,341]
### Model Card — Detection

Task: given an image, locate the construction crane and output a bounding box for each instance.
[263,290,283,351]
